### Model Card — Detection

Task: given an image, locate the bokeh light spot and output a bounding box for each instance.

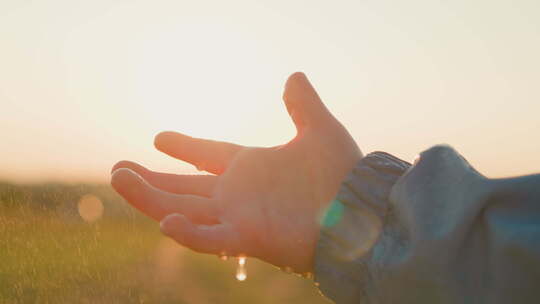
[77,194,104,223]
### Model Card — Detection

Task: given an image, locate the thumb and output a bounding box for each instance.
[282,72,335,133]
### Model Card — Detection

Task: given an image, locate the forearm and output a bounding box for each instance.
[315,145,540,304]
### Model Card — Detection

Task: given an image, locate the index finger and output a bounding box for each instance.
[154,131,243,175]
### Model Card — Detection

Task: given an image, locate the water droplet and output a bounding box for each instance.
[235,256,247,281]
[236,269,247,281]
[218,251,229,261]
[302,272,314,280]
[219,255,229,261]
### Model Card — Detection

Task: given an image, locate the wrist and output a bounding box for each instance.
[313,151,411,301]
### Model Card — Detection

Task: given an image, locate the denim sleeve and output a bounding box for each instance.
[314,145,540,304]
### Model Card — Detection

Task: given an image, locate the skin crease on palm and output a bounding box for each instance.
[111,72,362,273]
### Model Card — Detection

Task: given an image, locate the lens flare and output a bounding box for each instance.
[77,194,104,223]
[319,199,382,261]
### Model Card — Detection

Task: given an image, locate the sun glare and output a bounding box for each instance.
[129,21,279,141]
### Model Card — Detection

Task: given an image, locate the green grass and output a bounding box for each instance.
[0,184,331,303]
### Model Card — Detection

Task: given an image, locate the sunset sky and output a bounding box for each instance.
[1,0,539,183]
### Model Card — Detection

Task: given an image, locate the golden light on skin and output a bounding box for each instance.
[77,194,104,223]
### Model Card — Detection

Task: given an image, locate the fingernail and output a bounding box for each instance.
[110,168,134,188]
[160,214,182,235]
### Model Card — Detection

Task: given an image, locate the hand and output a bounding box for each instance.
[111,72,361,273]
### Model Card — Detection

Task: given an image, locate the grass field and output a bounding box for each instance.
[0,183,330,303]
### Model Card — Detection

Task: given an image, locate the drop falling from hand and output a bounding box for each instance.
[218,253,229,261]
[236,257,247,281]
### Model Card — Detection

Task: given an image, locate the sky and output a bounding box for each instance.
[1,0,539,183]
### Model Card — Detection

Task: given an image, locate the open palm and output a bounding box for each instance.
[111,73,361,273]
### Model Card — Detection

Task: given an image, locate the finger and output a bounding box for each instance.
[111,160,217,197]
[111,168,218,223]
[160,213,241,255]
[282,72,336,132]
[154,131,243,175]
